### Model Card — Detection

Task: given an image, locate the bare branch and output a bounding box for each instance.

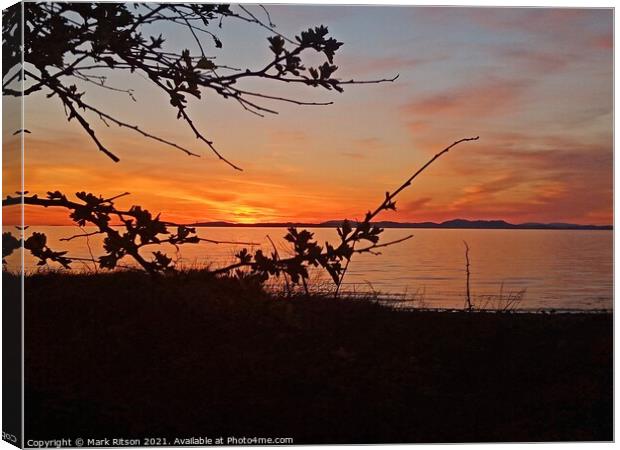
[464,240,472,312]
[337,74,400,85]
[364,136,480,226]
[26,70,201,160]
[60,231,104,242]
[10,3,401,170]
[235,88,334,106]
[177,108,243,171]
[355,234,414,254]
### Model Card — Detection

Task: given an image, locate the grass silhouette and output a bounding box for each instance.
[9,270,612,443]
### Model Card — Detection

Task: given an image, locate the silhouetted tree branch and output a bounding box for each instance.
[3,191,257,274]
[3,2,396,169]
[1,137,479,291]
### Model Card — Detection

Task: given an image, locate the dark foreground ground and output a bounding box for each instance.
[11,271,612,444]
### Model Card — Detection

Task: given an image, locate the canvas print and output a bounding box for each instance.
[1,2,613,447]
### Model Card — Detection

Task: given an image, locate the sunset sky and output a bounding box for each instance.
[8,5,613,225]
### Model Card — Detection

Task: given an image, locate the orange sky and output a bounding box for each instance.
[4,6,613,226]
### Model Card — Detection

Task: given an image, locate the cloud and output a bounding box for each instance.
[501,48,572,73]
[342,54,445,76]
[439,137,612,224]
[402,77,528,119]
[268,130,309,146]
[471,136,612,175]
[401,196,432,213]
[406,175,610,225]
[463,175,524,197]
[412,7,590,37]
[466,8,590,37]
[444,173,528,212]
[388,125,612,225]
[355,137,384,148]
[341,151,366,160]
[589,32,613,50]
[19,6,612,227]
[340,137,386,159]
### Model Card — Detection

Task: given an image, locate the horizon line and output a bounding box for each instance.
[11,218,613,229]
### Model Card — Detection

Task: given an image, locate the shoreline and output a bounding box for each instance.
[5,269,613,314]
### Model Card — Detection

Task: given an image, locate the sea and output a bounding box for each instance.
[4,226,613,311]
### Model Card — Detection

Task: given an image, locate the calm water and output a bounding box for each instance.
[4,226,613,311]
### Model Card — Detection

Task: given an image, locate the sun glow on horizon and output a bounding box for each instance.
[228,206,273,224]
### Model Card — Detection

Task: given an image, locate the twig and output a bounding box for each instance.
[267,234,291,298]
[355,234,413,253]
[171,6,206,57]
[104,192,131,202]
[334,137,479,292]
[334,241,354,299]
[338,74,400,85]
[237,5,295,44]
[81,226,99,273]
[258,4,276,27]
[178,108,243,171]
[335,235,413,297]
[60,230,104,242]
[204,137,479,283]
[464,240,472,312]
[26,70,201,160]
[234,88,334,106]
[365,137,480,225]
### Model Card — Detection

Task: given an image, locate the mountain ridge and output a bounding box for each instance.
[190,218,612,230]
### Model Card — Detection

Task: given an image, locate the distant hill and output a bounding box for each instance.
[191,218,612,230]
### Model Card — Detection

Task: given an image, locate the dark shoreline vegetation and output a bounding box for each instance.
[11,270,612,443]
